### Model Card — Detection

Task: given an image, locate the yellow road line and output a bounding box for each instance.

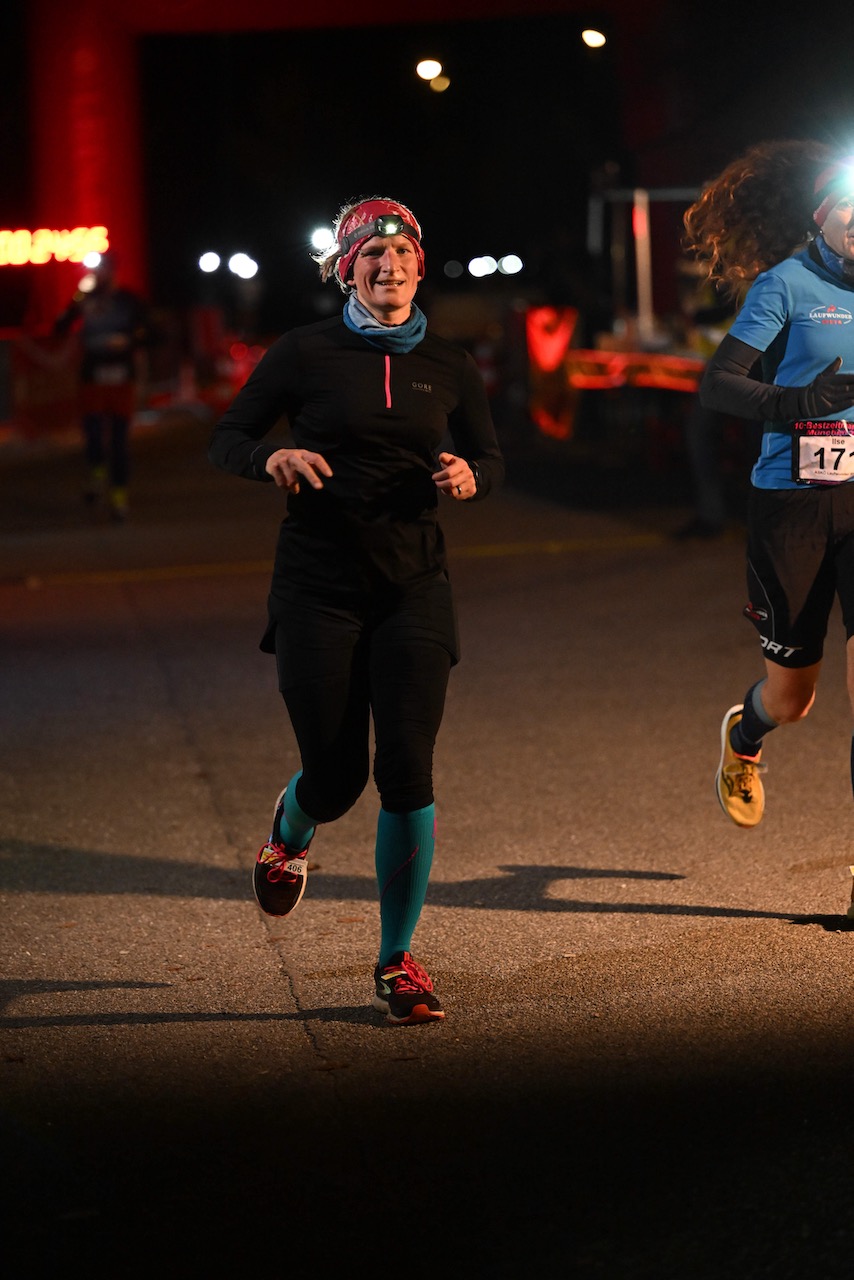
[9,532,665,590]
[18,560,271,589]
[453,533,665,558]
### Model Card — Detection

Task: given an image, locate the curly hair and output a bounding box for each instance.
[683,139,833,302]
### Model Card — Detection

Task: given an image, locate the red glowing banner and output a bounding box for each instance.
[525,305,706,441]
[0,226,109,266]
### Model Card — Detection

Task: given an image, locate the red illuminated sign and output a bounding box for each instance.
[0,226,109,266]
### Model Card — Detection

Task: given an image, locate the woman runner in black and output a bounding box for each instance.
[684,141,854,832]
[209,197,504,1023]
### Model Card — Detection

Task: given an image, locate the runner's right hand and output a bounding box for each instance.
[799,357,854,417]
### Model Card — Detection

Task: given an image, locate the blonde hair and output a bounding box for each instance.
[311,195,420,292]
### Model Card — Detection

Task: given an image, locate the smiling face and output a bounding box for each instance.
[821,194,854,261]
[349,234,420,324]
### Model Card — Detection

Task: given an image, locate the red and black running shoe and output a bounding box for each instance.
[252,789,312,917]
[372,952,445,1024]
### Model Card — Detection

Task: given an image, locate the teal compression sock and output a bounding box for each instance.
[274,771,316,849]
[375,804,435,968]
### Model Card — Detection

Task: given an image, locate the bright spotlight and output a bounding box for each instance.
[82,251,102,269]
[498,254,523,275]
[199,252,221,273]
[228,252,258,279]
[582,29,606,48]
[468,256,497,278]
[416,58,442,80]
[311,227,335,251]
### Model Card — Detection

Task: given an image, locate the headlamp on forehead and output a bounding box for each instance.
[340,215,421,256]
[814,158,854,227]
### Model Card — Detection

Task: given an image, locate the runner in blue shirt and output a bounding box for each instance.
[684,140,854,830]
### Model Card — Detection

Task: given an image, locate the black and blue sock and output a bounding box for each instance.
[731,680,777,757]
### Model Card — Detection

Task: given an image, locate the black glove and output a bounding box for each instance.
[702,336,854,422]
[795,358,854,418]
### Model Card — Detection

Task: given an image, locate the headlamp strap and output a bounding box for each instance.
[340,217,421,255]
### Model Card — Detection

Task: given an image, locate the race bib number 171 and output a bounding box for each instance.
[793,422,854,484]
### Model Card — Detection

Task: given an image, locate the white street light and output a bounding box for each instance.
[468,256,497,278]
[228,252,258,279]
[416,58,442,80]
[498,254,523,275]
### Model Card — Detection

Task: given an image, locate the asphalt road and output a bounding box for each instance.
[2,414,853,1278]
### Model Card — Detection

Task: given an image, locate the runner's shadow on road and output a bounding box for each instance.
[0,978,389,1029]
[0,839,246,898]
[1,839,848,929]
[0,978,171,1015]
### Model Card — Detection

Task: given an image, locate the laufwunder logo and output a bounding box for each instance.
[809,304,853,325]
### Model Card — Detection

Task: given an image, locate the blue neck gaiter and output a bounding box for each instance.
[343,294,427,353]
[815,233,854,282]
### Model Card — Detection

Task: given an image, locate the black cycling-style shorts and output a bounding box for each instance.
[743,484,854,667]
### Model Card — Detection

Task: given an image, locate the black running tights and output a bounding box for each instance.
[274,604,452,822]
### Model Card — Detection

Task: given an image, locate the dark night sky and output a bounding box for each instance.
[125,2,854,329]
[6,3,854,332]
[136,14,627,328]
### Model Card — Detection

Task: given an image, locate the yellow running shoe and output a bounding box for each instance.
[109,486,130,522]
[715,704,767,827]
